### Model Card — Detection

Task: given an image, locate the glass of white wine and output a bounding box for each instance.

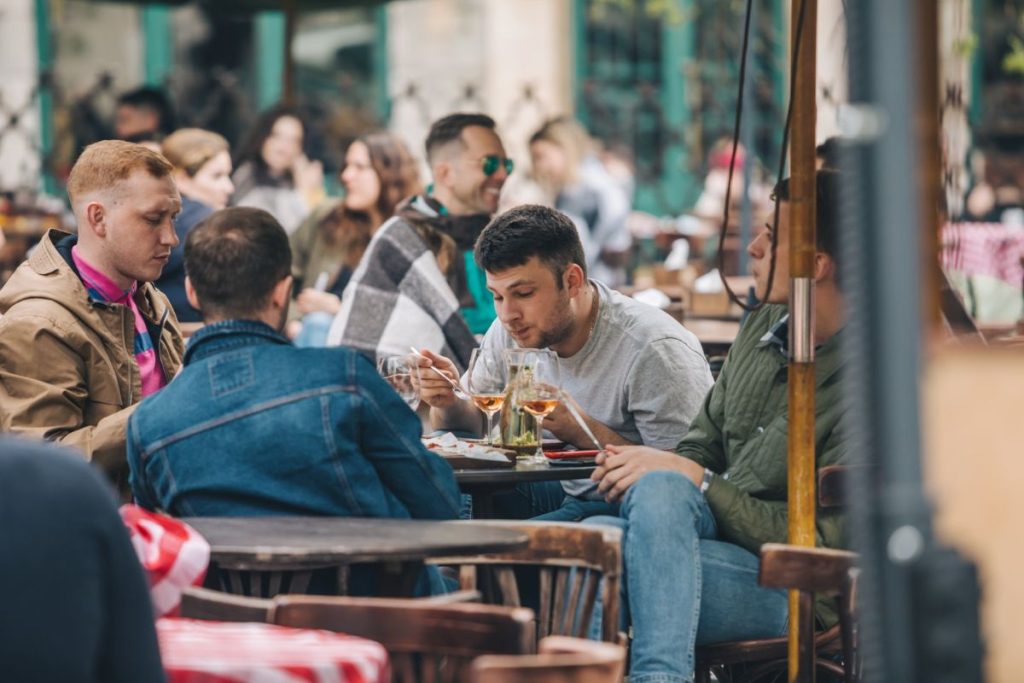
[377,355,419,410]
[513,349,560,466]
[466,348,506,446]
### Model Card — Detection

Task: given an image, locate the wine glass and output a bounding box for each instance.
[466,348,507,445]
[513,349,560,466]
[377,355,419,410]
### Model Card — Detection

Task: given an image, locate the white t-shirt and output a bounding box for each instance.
[468,280,714,498]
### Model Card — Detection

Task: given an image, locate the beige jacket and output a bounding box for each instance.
[0,230,184,478]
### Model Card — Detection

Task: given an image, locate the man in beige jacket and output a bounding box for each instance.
[0,141,185,484]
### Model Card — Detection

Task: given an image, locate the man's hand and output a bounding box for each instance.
[295,288,341,315]
[544,393,594,448]
[410,349,462,409]
[591,444,705,503]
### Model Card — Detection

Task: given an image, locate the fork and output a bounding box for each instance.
[408,347,471,400]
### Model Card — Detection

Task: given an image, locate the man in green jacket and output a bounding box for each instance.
[588,170,846,683]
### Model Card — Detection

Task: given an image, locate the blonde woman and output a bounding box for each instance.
[529,117,632,286]
[155,128,234,324]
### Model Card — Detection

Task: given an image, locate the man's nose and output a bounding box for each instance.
[163,221,179,246]
[747,233,764,259]
[496,300,517,323]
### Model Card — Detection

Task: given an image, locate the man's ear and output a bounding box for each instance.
[184,276,202,311]
[83,200,108,238]
[813,252,837,284]
[564,262,587,297]
[271,275,294,309]
[432,160,453,190]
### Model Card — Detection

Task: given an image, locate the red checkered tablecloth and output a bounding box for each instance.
[158,617,389,683]
[941,222,1024,287]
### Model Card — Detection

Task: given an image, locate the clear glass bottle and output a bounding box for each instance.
[499,349,538,449]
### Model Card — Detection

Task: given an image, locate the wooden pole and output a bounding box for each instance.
[787,0,817,681]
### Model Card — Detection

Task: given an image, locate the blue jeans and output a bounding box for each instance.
[491,480,618,521]
[585,471,788,683]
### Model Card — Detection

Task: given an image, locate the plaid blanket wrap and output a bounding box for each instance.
[327,216,477,372]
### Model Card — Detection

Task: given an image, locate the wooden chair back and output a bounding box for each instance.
[470,636,626,683]
[179,586,273,622]
[428,522,622,644]
[759,544,860,683]
[271,595,534,683]
[694,465,861,683]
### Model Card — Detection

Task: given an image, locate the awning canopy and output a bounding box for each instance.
[90,0,386,9]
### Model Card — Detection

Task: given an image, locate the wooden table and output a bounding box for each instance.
[184,516,529,598]
[684,317,742,357]
[454,463,596,519]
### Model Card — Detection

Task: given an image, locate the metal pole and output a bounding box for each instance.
[915,0,942,337]
[787,0,817,681]
[739,0,756,276]
[841,0,930,679]
[283,0,296,106]
[33,0,56,196]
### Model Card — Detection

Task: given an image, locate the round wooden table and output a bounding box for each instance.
[184,517,529,597]
[454,464,596,518]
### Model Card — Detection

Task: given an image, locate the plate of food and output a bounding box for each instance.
[423,433,515,468]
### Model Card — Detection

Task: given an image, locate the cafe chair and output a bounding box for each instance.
[180,586,273,622]
[180,585,483,623]
[202,560,340,598]
[470,635,626,683]
[271,595,535,683]
[427,521,623,644]
[695,466,860,683]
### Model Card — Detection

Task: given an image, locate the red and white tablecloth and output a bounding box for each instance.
[941,222,1024,287]
[158,617,389,683]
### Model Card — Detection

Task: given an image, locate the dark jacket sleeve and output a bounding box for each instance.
[674,352,730,474]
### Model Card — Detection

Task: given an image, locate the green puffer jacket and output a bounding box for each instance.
[676,303,847,625]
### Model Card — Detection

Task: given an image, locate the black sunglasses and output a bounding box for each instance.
[481,155,514,177]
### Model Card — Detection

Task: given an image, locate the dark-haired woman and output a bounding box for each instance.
[289,131,421,346]
[231,105,323,235]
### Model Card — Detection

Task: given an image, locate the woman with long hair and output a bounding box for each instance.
[155,127,234,325]
[289,131,421,346]
[231,105,323,235]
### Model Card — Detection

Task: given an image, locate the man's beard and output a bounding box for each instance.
[533,293,575,349]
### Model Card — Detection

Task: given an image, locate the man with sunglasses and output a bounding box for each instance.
[325,113,511,368]
[421,112,513,334]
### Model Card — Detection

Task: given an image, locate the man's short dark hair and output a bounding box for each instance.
[475,205,587,287]
[116,86,175,134]
[772,169,842,271]
[185,207,292,319]
[425,113,497,164]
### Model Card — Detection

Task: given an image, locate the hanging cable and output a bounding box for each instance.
[717,0,811,311]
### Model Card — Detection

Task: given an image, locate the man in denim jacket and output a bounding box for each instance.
[127,207,460,526]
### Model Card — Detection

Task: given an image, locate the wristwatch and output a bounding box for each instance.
[700,468,715,494]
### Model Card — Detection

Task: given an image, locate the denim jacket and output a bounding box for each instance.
[127,319,460,520]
